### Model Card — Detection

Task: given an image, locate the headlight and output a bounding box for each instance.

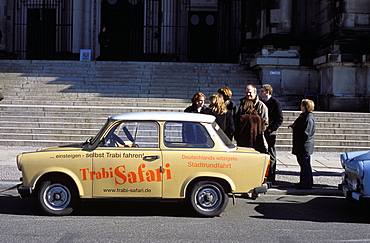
[352,179,359,191]
[16,154,23,171]
[340,153,348,169]
[357,161,364,179]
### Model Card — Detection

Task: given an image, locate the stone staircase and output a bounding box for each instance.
[278,111,370,152]
[0,60,369,152]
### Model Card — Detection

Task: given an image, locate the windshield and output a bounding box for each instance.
[90,119,111,145]
[212,122,235,149]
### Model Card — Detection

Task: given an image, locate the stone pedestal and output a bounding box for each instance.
[315,54,370,112]
[250,47,318,108]
[251,47,370,112]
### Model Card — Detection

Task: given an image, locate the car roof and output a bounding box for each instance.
[109,112,216,123]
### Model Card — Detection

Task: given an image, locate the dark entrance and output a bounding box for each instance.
[189,11,217,62]
[27,9,56,60]
[14,0,73,60]
[100,0,144,60]
[99,0,241,62]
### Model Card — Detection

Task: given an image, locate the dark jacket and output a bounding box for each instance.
[234,113,266,153]
[225,100,238,119]
[98,31,109,48]
[204,108,234,140]
[184,105,206,113]
[292,112,315,156]
[263,96,283,134]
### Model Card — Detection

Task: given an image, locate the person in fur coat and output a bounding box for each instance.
[234,100,267,153]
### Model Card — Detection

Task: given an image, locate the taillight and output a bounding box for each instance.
[263,158,271,184]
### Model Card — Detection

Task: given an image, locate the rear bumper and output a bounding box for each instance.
[254,184,268,194]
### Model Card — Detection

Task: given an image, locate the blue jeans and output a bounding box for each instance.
[296,155,313,188]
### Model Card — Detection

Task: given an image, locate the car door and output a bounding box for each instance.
[161,121,216,198]
[91,121,163,198]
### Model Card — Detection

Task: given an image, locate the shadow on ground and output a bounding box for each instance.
[249,195,370,224]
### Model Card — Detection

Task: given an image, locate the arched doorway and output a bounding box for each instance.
[189,11,217,62]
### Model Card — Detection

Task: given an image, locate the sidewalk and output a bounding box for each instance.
[271,151,343,196]
[0,146,344,196]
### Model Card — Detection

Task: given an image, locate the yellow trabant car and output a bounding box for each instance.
[17,112,269,217]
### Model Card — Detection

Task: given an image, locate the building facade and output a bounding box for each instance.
[243,0,370,111]
[0,0,369,111]
[1,0,242,62]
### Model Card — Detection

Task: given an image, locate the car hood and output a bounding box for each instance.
[342,150,370,170]
[343,150,370,163]
[36,143,84,152]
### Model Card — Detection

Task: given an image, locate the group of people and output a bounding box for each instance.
[184,85,316,189]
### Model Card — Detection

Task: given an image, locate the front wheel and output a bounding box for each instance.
[188,181,228,217]
[37,179,78,216]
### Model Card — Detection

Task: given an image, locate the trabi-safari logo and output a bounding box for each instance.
[79,163,172,185]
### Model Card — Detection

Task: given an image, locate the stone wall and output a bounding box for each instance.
[252,52,370,112]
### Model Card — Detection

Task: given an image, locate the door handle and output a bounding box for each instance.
[143,155,160,161]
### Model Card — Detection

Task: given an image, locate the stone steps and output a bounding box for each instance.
[276,145,370,153]
[0,60,369,152]
[1,105,369,152]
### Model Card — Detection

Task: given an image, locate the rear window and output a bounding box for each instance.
[212,122,235,149]
[164,121,214,148]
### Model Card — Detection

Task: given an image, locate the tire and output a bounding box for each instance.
[188,181,228,217]
[37,179,78,216]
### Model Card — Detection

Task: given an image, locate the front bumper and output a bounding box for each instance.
[338,183,370,201]
[17,184,34,198]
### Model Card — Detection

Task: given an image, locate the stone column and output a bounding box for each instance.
[279,0,292,33]
[3,0,14,53]
[83,0,91,49]
[73,1,84,53]
[0,0,5,50]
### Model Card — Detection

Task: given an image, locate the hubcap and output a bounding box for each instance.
[44,184,71,210]
[196,186,221,211]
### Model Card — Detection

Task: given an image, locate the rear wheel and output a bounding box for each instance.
[188,181,228,217]
[37,179,78,216]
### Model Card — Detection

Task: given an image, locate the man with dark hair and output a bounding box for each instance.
[260,84,283,185]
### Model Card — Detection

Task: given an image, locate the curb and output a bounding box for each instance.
[266,187,343,196]
[0,182,19,193]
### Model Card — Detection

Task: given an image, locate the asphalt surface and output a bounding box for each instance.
[0,146,344,196]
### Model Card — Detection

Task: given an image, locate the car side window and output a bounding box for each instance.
[164,121,213,148]
[102,121,158,148]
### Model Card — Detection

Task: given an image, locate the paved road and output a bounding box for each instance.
[0,189,369,242]
[0,146,343,196]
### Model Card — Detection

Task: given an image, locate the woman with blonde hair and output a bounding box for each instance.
[204,94,234,140]
[217,87,237,118]
[234,100,267,153]
[288,99,316,189]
